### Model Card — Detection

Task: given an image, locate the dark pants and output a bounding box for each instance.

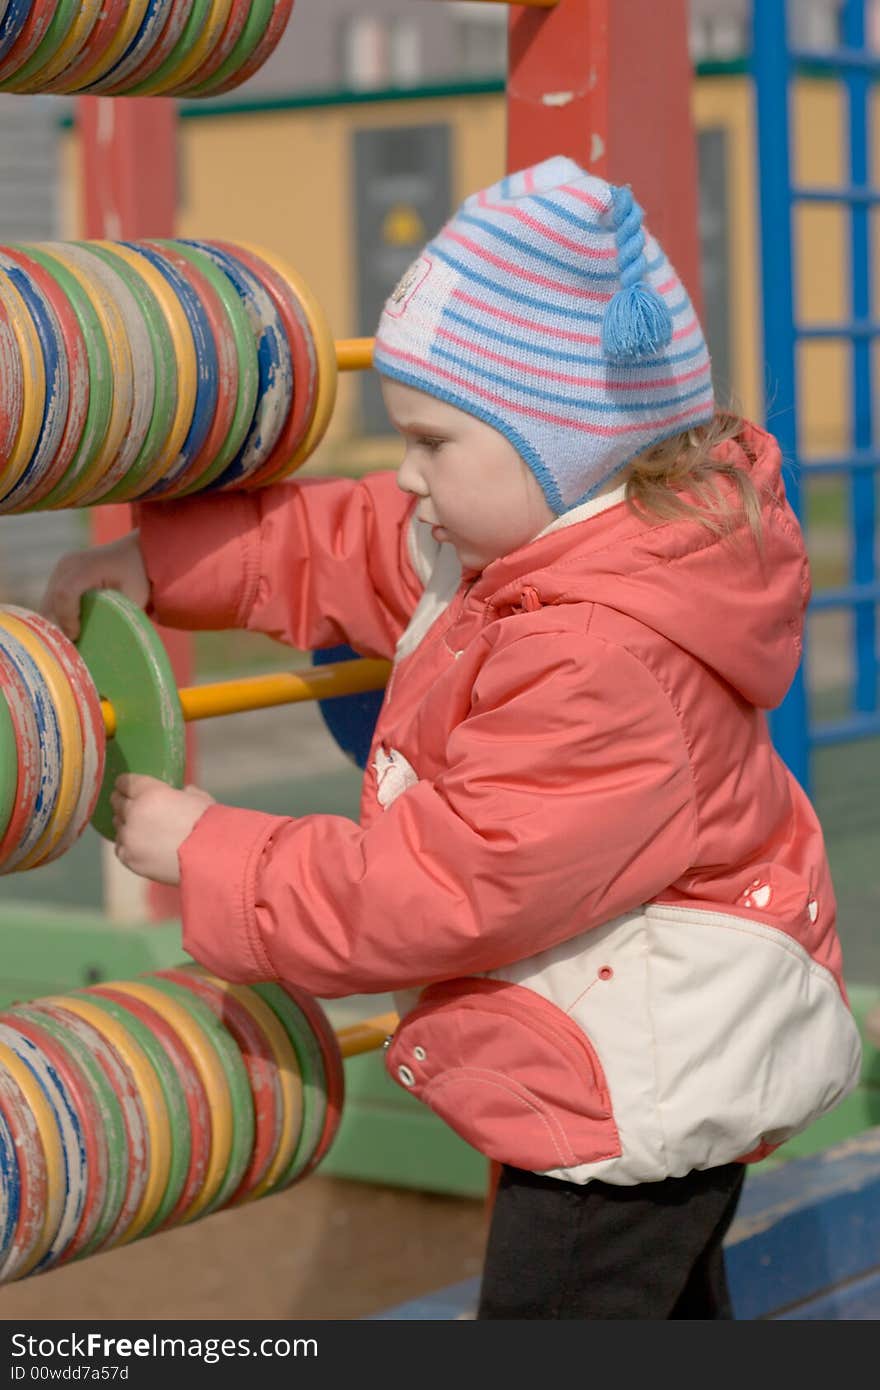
[477,1161,746,1320]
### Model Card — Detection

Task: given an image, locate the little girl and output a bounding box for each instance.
[43,156,861,1319]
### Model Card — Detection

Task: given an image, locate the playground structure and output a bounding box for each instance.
[0,0,875,1317]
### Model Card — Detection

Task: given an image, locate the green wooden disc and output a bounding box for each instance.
[141,974,255,1216]
[0,690,17,846]
[8,1001,128,1260]
[155,239,258,495]
[75,589,184,841]
[22,244,113,512]
[83,243,180,505]
[76,987,190,1238]
[250,981,327,1192]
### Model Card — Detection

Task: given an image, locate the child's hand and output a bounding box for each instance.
[40,531,150,641]
[110,774,215,885]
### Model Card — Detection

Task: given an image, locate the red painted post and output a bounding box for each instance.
[506,0,703,315]
[78,95,193,923]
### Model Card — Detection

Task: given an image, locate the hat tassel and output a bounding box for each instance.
[602,186,673,363]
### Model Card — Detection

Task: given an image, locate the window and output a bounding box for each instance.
[340,15,422,90]
[448,2,507,78]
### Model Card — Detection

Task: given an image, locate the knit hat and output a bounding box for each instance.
[373,155,715,515]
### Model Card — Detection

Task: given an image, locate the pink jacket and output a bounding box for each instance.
[138,420,861,1185]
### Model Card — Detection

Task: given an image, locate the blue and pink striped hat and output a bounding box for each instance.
[373,155,715,515]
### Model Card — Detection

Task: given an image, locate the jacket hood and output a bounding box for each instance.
[472,421,810,710]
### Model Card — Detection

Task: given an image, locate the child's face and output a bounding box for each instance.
[382,380,555,571]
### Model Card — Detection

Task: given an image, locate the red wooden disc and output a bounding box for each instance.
[154,968,282,1203]
[0,0,58,84]
[0,282,24,487]
[208,0,293,96]
[43,0,129,92]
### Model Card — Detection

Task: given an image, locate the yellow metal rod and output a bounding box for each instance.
[101,656,391,738]
[336,1012,399,1059]
[335,337,374,371]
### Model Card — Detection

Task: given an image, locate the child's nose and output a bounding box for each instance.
[397,454,427,496]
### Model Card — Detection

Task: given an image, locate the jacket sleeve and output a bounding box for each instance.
[135,471,424,659]
[176,628,699,997]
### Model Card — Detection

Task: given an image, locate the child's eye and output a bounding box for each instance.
[418,437,445,452]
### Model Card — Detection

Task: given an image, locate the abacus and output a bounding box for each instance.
[0,0,703,1290]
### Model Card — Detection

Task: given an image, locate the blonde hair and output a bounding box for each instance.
[625,410,764,545]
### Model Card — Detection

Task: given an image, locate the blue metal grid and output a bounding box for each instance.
[752,0,880,791]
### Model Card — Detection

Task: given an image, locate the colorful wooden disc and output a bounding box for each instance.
[5,606,106,866]
[96,240,196,498]
[36,242,133,508]
[0,245,89,514]
[82,986,190,1237]
[94,0,194,95]
[34,998,144,1255]
[101,977,231,1223]
[0,609,83,871]
[121,240,217,491]
[191,0,290,97]
[0,1022,88,1271]
[0,0,33,69]
[159,238,258,498]
[0,1057,47,1283]
[52,993,169,1246]
[180,239,292,487]
[8,0,102,91]
[0,275,24,480]
[20,244,112,512]
[137,238,242,499]
[0,265,46,498]
[0,621,62,871]
[198,975,303,1205]
[135,976,254,1217]
[0,1036,65,1278]
[0,674,17,846]
[154,967,282,1202]
[0,252,69,507]
[60,242,155,505]
[133,0,233,96]
[78,0,174,94]
[10,1001,126,1261]
[278,983,345,1176]
[0,0,55,81]
[2,0,79,89]
[74,588,185,841]
[237,241,337,484]
[0,645,42,868]
[250,981,327,1192]
[86,985,210,1232]
[83,241,179,505]
[0,1103,19,1270]
[0,1012,106,1267]
[171,0,246,92]
[216,240,319,487]
[65,0,149,90]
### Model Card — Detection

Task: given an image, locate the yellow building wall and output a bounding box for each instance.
[60,76,870,469]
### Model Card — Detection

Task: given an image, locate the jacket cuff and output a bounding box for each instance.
[136,494,263,630]
[178,802,291,981]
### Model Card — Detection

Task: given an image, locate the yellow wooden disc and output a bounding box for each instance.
[0,612,82,871]
[47,994,171,1245]
[92,240,198,497]
[238,242,338,482]
[105,980,233,1224]
[0,1038,65,1279]
[197,975,303,1203]
[140,0,235,95]
[34,243,134,509]
[67,0,150,90]
[0,269,46,498]
[16,0,104,89]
